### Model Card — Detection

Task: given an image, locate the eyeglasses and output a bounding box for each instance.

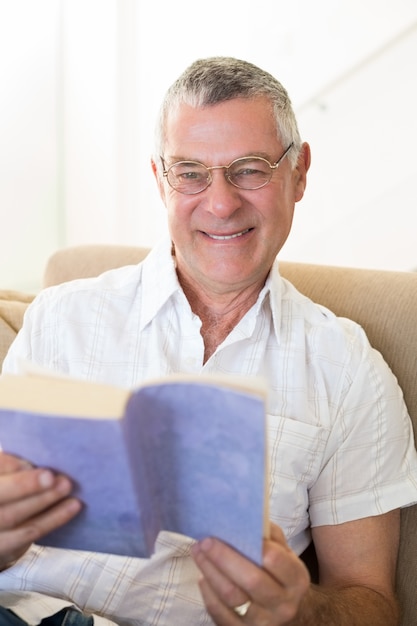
[161,142,294,195]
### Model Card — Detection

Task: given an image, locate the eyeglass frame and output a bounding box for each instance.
[160,142,294,195]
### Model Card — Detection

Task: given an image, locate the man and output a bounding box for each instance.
[1,57,416,625]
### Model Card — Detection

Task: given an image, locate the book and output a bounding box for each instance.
[0,370,269,564]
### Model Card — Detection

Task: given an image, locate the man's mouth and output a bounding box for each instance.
[205,228,252,240]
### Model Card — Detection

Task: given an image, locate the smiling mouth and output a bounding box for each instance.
[205,228,252,240]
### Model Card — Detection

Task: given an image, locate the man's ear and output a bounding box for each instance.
[151,158,167,204]
[294,142,311,203]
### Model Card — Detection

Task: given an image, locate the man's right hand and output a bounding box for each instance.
[0,452,82,571]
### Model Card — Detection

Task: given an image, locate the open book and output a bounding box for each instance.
[0,370,269,564]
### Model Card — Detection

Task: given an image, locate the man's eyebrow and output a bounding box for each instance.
[164,155,198,163]
[241,151,272,160]
[165,151,276,164]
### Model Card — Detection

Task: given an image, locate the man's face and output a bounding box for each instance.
[154,96,309,297]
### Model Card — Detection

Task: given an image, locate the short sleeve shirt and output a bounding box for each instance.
[2,237,417,625]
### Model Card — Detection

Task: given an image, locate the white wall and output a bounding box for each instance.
[0,1,62,291]
[287,21,417,270]
[1,0,417,292]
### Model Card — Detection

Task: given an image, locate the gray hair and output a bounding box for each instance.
[154,56,302,169]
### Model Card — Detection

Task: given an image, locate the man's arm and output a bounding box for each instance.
[191,511,400,625]
[294,510,400,625]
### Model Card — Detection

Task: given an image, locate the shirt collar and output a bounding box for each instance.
[139,236,184,330]
[140,239,284,340]
[251,257,283,342]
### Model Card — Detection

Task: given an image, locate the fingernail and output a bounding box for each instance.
[55,476,73,494]
[198,537,213,552]
[38,470,55,488]
[65,498,82,514]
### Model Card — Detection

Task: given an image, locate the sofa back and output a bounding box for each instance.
[4,244,417,625]
[43,244,417,435]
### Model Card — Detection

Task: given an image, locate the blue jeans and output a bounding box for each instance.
[0,607,93,626]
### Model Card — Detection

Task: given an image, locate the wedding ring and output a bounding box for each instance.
[233,600,251,617]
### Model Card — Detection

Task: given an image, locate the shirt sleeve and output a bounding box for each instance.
[308,336,417,526]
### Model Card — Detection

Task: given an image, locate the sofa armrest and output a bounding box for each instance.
[0,290,35,372]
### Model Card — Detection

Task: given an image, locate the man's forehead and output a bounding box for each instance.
[164,98,280,154]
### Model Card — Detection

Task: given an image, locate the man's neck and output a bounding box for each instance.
[177,271,265,363]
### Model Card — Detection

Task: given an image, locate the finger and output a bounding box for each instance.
[265,523,311,594]
[263,536,310,586]
[5,496,82,545]
[0,474,75,529]
[197,569,273,626]
[0,468,71,505]
[198,575,250,626]
[0,497,82,571]
[0,453,33,474]
[193,539,250,610]
[193,537,277,602]
[269,520,288,544]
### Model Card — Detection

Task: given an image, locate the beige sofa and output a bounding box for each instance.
[2,244,417,625]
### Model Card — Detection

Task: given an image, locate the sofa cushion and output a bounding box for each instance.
[0,290,34,371]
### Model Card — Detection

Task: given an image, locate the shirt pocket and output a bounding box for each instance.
[267,414,329,544]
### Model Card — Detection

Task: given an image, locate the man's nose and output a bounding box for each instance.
[204,169,242,218]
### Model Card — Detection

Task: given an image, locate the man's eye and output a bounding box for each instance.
[180,170,203,180]
[234,167,261,177]
[173,165,205,181]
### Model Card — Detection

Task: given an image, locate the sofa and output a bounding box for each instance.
[1,244,417,625]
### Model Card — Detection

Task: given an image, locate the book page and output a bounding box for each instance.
[0,373,130,418]
[125,380,267,564]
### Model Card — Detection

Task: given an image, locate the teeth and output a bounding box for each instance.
[208,229,250,240]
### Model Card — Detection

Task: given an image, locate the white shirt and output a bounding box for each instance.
[2,237,417,626]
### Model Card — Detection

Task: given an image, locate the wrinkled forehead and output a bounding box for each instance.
[162,97,280,156]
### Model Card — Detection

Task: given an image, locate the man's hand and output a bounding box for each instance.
[192,513,400,625]
[0,452,82,570]
[191,523,310,624]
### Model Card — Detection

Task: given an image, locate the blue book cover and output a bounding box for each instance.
[0,373,267,564]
